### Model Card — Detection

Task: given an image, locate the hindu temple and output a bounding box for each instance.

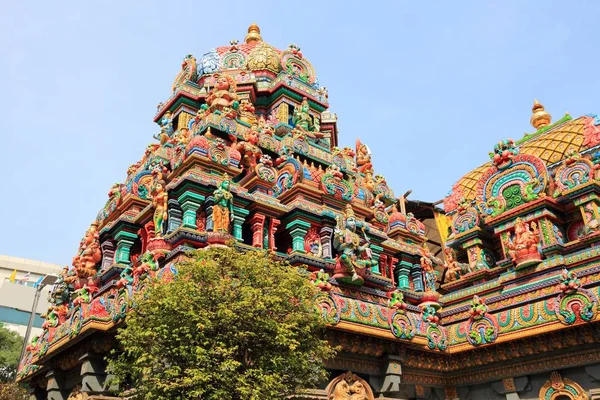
[17,24,600,399]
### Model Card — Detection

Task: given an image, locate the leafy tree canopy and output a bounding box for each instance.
[0,323,23,383]
[109,247,335,400]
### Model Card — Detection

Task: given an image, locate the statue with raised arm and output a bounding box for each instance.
[332,204,378,284]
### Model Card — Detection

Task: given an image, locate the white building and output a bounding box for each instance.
[0,255,63,338]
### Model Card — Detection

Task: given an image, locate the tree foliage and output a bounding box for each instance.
[0,323,23,383]
[109,247,335,399]
[0,381,28,400]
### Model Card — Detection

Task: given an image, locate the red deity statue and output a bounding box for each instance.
[505,218,542,268]
[206,74,240,111]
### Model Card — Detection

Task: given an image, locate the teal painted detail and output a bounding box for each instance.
[114,230,138,265]
[232,207,250,241]
[397,261,412,289]
[370,244,383,274]
[178,192,205,229]
[0,306,44,329]
[286,220,311,253]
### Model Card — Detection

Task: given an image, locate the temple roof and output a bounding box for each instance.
[446,104,599,212]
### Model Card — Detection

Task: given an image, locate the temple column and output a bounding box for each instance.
[411,263,424,292]
[388,256,398,286]
[286,220,310,253]
[250,213,266,248]
[232,207,250,241]
[205,197,215,232]
[46,369,67,400]
[379,254,388,278]
[100,240,115,271]
[28,385,45,400]
[114,230,137,266]
[396,261,412,289]
[80,351,117,395]
[370,244,383,274]
[320,226,334,259]
[178,192,205,229]
[378,355,402,395]
[268,218,281,251]
[166,199,182,233]
[462,238,483,268]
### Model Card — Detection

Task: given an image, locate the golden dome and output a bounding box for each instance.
[530,99,552,130]
[450,116,586,205]
[247,41,281,74]
[245,22,262,43]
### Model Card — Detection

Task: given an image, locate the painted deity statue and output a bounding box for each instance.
[151,179,168,238]
[443,247,462,283]
[154,111,174,144]
[333,204,378,283]
[235,124,262,171]
[213,173,234,233]
[206,74,240,111]
[506,217,541,267]
[355,139,373,173]
[73,222,102,279]
[421,243,437,292]
[292,97,318,133]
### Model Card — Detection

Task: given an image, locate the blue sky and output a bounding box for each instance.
[1,1,598,265]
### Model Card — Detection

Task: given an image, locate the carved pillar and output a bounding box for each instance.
[379,355,402,395]
[205,197,215,232]
[46,369,67,400]
[462,238,484,268]
[80,352,117,395]
[286,220,311,253]
[250,213,266,248]
[320,226,334,259]
[379,254,388,277]
[232,207,250,241]
[114,230,137,266]
[268,218,281,251]
[370,244,383,274]
[166,199,182,234]
[412,263,424,292]
[100,240,115,271]
[178,192,205,229]
[388,256,398,287]
[396,260,412,290]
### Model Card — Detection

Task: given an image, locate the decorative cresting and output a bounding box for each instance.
[451,197,480,235]
[326,371,375,400]
[421,304,447,351]
[477,138,548,218]
[172,54,198,92]
[555,269,598,325]
[552,150,595,197]
[538,371,589,400]
[388,290,416,340]
[465,295,498,346]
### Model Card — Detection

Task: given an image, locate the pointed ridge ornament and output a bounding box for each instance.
[530,99,552,130]
[245,22,262,43]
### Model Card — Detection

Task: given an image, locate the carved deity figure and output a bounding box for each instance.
[48,266,72,307]
[506,217,541,267]
[213,173,234,233]
[258,115,274,136]
[154,111,174,144]
[355,139,373,173]
[73,223,102,279]
[420,244,437,292]
[469,295,488,320]
[235,124,262,171]
[443,247,462,283]
[206,74,240,111]
[333,204,378,282]
[151,179,168,238]
[292,97,315,132]
[238,99,257,125]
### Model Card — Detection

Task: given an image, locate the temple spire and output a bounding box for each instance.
[530,99,552,130]
[245,23,262,43]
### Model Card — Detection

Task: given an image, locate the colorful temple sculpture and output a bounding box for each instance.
[17,24,600,400]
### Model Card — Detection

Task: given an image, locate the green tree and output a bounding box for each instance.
[0,323,23,383]
[109,247,335,400]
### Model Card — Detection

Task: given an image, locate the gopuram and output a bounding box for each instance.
[17,24,600,400]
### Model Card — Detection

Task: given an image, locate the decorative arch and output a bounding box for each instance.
[538,371,588,400]
[476,154,548,218]
[326,371,375,400]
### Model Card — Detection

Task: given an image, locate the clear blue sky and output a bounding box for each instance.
[1,1,598,265]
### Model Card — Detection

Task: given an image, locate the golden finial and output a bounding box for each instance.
[245,23,262,43]
[344,203,355,219]
[530,99,552,130]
